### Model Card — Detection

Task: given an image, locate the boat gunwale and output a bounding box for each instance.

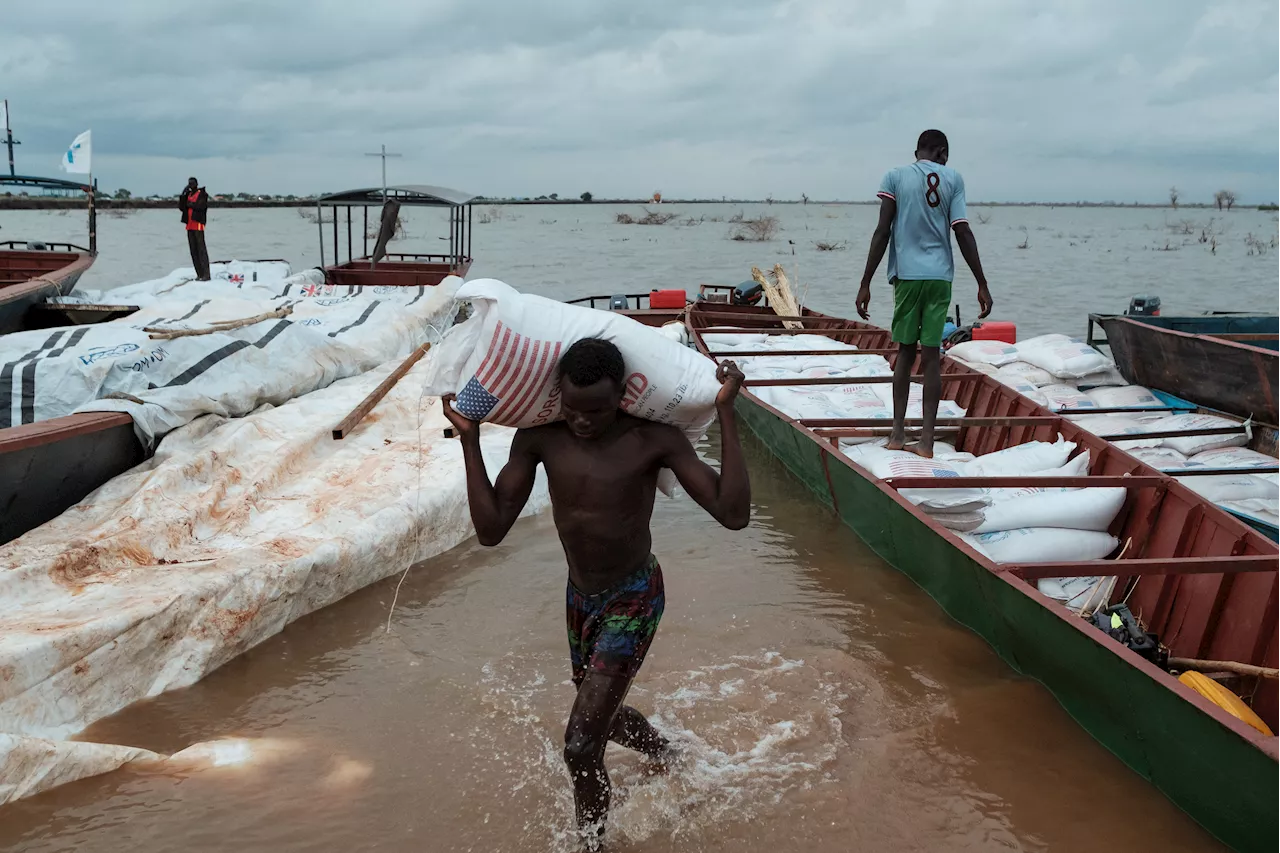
[0,252,95,306]
[1091,313,1278,357]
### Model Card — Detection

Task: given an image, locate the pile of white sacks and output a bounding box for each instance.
[706,330,1124,607]
[948,334,1278,530]
[704,331,967,431]
[844,438,1121,608]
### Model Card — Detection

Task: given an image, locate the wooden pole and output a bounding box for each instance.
[1169,657,1279,680]
[145,305,293,339]
[332,342,431,439]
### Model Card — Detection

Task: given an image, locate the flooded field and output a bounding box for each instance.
[0,436,1226,852]
[6,201,1278,338]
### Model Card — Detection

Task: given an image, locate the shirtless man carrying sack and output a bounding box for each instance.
[443,337,750,849]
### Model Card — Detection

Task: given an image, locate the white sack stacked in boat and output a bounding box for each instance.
[928,451,1094,529]
[856,447,990,512]
[1144,413,1250,455]
[1127,446,1196,470]
[1085,385,1163,409]
[656,321,691,348]
[971,488,1125,534]
[1065,366,1130,389]
[1180,475,1276,502]
[1013,334,1116,379]
[869,382,966,418]
[1066,414,1164,449]
[946,339,1020,366]
[962,528,1119,564]
[1188,446,1276,469]
[1039,384,1100,412]
[989,373,1050,408]
[961,438,1075,476]
[995,361,1054,387]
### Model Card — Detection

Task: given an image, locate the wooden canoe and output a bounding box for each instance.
[688,301,1278,853]
[1088,313,1278,428]
[0,246,96,334]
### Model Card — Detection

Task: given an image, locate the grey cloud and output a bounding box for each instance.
[2,0,1275,202]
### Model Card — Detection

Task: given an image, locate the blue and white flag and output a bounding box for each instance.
[61,130,91,174]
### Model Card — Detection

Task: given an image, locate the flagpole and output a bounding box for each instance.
[88,169,97,254]
[3,99,18,177]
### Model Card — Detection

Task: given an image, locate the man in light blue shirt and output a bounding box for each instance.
[857,129,993,457]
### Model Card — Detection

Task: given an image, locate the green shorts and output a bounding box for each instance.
[891,278,952,348]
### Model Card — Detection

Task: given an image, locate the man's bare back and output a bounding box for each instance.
[443,337,750,849]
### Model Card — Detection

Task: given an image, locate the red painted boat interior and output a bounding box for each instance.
[688,302,1279,732]
[324,257,470,288]
[0,250,84,288]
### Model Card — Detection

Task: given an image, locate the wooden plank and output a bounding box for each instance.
[884,476,1166,489]
[1066,406,1186,415]
[809,426,960,437]
[1099,426,1245,441]
[694,310,808,322]
[803,416,1059,428]
[29,302,140,313]
[332,343,431,440]
[0,412,135,453]
[1168,467,1279,476]
[706,349,884,357]
[746,374,985,387]
[701,328,865,337]
[1009,555,1278,580]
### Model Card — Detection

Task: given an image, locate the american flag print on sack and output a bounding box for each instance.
[452,322,563,424]
[886,458,960,478]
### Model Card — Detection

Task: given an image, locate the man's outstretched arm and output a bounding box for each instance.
[442,395,538,546]
[952,221,993,318]
[856,197,896,319]
[662,362,750,530]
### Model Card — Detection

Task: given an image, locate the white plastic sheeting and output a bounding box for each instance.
[4,263,463,446]
[0,352,550,804]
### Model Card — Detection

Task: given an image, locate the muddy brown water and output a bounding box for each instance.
[0,438,1226,852]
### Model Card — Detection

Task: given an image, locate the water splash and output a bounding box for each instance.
[473,649,847,851]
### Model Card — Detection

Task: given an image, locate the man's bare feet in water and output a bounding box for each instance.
[641,743,685,776]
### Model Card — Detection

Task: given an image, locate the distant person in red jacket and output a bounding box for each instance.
[179,177,211,281]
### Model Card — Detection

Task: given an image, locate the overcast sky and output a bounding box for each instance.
[3,0,1277,202]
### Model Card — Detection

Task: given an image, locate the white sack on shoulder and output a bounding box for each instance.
[421,279,721,495]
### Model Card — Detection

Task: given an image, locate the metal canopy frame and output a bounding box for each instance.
[1,174,97,254]
[314,184,474,269]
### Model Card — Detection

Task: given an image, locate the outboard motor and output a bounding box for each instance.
[26,241,49,251]
[732,280,763,306]
[608,294,629,310]
[1126,295,1161,316]
[1091,603,1168,669]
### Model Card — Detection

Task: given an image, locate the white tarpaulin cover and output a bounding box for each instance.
[0,351,550,804]
[3,261,463,445]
